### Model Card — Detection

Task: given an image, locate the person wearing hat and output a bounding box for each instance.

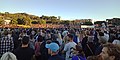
[46,42,65,60]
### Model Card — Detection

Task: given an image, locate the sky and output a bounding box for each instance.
[0,0,120,21]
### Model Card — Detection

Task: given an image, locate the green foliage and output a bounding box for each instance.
[94,21,106,25]
[38,19,46,24]
[23,17,32,25]
[60,20,70,25]
[46,20,52,24]
[82,22,93,25]
[31,21,38,24]
[17,18,25,25]
[0,18,4,25]
[10,18,18,24]
[0,12,61,25]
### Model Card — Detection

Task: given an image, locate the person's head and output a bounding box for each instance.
[0,52,17,60]
[22,36,29,45]
[45,42,59,55]
[98,37,107,44]
[85,30,90,36]
[98,32,107,44]
[99,43,120,60]
[37,35,43,42]
[74,45,85,57]
[3,30,8,36]
[67,34,74,41]
[98,32,104,36]
[30,35,34,39]
[8,30,12,34]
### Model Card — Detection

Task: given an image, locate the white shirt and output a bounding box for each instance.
[104,33,109,41]
[64,42,77,60]
[57,38,63,46]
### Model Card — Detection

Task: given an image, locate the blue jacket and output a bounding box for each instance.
[72,56,87,60]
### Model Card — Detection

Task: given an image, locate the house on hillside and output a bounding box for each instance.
[4,19,11,25]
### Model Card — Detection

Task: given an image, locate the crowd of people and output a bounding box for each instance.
[0,27,120,60]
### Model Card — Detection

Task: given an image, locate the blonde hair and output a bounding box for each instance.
[0,52,17,60]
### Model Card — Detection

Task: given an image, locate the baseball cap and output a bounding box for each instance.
[45,43,59,52]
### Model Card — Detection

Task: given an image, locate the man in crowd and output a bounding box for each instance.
[14,36,34,60]
[63,34,77,60]
[0,30,14,57]
[46,42,65,60]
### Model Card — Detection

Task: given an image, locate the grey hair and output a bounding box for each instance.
[0,52,17,60]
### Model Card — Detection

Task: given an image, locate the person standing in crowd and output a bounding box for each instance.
[81,30,95,57]
[35,35,43,60]
[112,37,120,45]
[62,34,77,60]
[108,30,116,43]
[56,32,63,46]
[14,36,34,60]
[99,43,120,60]
[46,42,65,60]
[12,29,19,50]
[0,30,14,57]
[95,31,108,55]
[29,35,35,50]
[72,45,87,60]
[0,52,17,60]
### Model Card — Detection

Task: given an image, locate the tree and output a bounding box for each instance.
[31,21,38,24]
[46,20,52,24]
[0,18,5,25]
[94,21,106,26]
[10,18,18,24]
[23,17,32,25]
[38,19,46,24]
[17,18,25,25]
[60,20,70,25]
[82,22,93,25]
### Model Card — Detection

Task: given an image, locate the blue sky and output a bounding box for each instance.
[0,0,120,21]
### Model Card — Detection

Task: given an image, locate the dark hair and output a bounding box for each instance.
[98,32,104,36]
[22,36,29,45]
[3,30,8,35]
[67,34,74,39]
[38,35,43,42]
[104,31,108,34]
[30,35,34,39]
[76,45,85,57]
[52,40,60,46]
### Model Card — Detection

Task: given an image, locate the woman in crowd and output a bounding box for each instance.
[72,45,87,60]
